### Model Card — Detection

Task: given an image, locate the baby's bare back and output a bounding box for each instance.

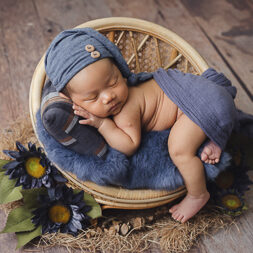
[114,78,181,132]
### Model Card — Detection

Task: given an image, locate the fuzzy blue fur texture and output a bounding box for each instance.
[36,109,231,191]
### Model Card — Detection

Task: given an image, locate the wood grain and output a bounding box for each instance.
[181,0,253,106]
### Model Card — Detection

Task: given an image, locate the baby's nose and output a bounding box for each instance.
[102,92,116,104]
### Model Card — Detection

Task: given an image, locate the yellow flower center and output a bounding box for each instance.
[49,205,71,224]
[25,157,46,178]
[221,194,242,210]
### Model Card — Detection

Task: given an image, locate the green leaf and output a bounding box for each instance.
[0,171,5,180]
[21,188,47,210]
[1,206,35,233]
[84,192,102,219]
[16,225,42,249]
[73,189,102,219]
[0,172,23,204]
[0,159,10,171]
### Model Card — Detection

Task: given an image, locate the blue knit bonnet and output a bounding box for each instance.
[44,27,153,91]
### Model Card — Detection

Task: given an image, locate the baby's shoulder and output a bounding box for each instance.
[113,88,142,124]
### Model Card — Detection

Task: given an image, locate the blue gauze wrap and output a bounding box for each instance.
[153,68,237,150]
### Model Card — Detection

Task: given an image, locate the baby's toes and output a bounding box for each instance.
[177,214,184,222]
[172,211,180,221]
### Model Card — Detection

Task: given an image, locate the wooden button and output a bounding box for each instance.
[85,44,95,52]
[91,51,100,58]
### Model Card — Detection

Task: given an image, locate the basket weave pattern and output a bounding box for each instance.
[102,30,198,74]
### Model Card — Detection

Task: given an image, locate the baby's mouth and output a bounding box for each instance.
[109,102,121,112]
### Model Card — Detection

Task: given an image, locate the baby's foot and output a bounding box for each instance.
[200,140,222,164]
[169,192,210,223]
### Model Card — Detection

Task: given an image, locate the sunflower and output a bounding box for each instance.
[31,185,92,235]
[215,189,247,216]
[2,141,67,189]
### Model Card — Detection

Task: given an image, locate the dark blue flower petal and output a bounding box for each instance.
[31,178,37,188]
[36,179,42,188]
[72,191,84,204]
[8,169,19,179]
[48,188,56,201]
[71,217,83,230]
[64,188,73,203]
[46,166,51,174]
[43,175,53,188]
[16,141,28,153]
[19,175,27,184]
[28,142,37,152]
[70,205,79,212]
[37,147,44,153]
[15,180,22,187]
[22,183,31,189]
[2,150,21,159]
[3,160,23,170]
[42,224,50,234]
[72,212,83,221]
[82,205,92,213]
[42,174,48,184]
[39,158,46,167]
[60,224,69,233]
[55,185,64,200]
[53,174,67,183]
[67,220,78,233]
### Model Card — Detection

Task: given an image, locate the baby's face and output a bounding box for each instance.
[65,58,129,118]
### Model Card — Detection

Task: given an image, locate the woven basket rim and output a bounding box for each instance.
[29,17,210,208]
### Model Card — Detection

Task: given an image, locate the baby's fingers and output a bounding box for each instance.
[78,119,92,125]
[74,109,89,118]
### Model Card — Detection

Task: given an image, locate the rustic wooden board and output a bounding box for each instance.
[0,0,252,252]
[181,0,253,113]
[0,0,46,129]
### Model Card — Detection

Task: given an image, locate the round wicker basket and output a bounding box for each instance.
[29,17,209,210]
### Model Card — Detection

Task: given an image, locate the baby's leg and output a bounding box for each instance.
[168,114,210,223]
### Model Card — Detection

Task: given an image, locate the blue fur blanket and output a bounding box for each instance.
[36,109,231,190]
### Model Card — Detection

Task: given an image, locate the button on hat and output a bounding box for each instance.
[85,44,95,52]
[91,51,100,58]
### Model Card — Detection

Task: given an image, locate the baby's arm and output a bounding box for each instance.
[73,104,141,156]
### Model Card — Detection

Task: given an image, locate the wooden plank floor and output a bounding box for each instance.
[0,0,252,252]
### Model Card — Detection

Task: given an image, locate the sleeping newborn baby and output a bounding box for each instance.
[45,28,237,223]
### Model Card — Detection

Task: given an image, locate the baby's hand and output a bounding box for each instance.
[72,103,104,129]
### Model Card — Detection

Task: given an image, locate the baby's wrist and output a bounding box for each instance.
[97,118,106,130]
[97,118,111,132]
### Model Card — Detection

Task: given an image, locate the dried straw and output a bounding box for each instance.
[0,113,236,252]
[0,111,39,160]
[28,205,234,253]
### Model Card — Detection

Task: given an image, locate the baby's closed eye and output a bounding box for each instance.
[108,75,118,87]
